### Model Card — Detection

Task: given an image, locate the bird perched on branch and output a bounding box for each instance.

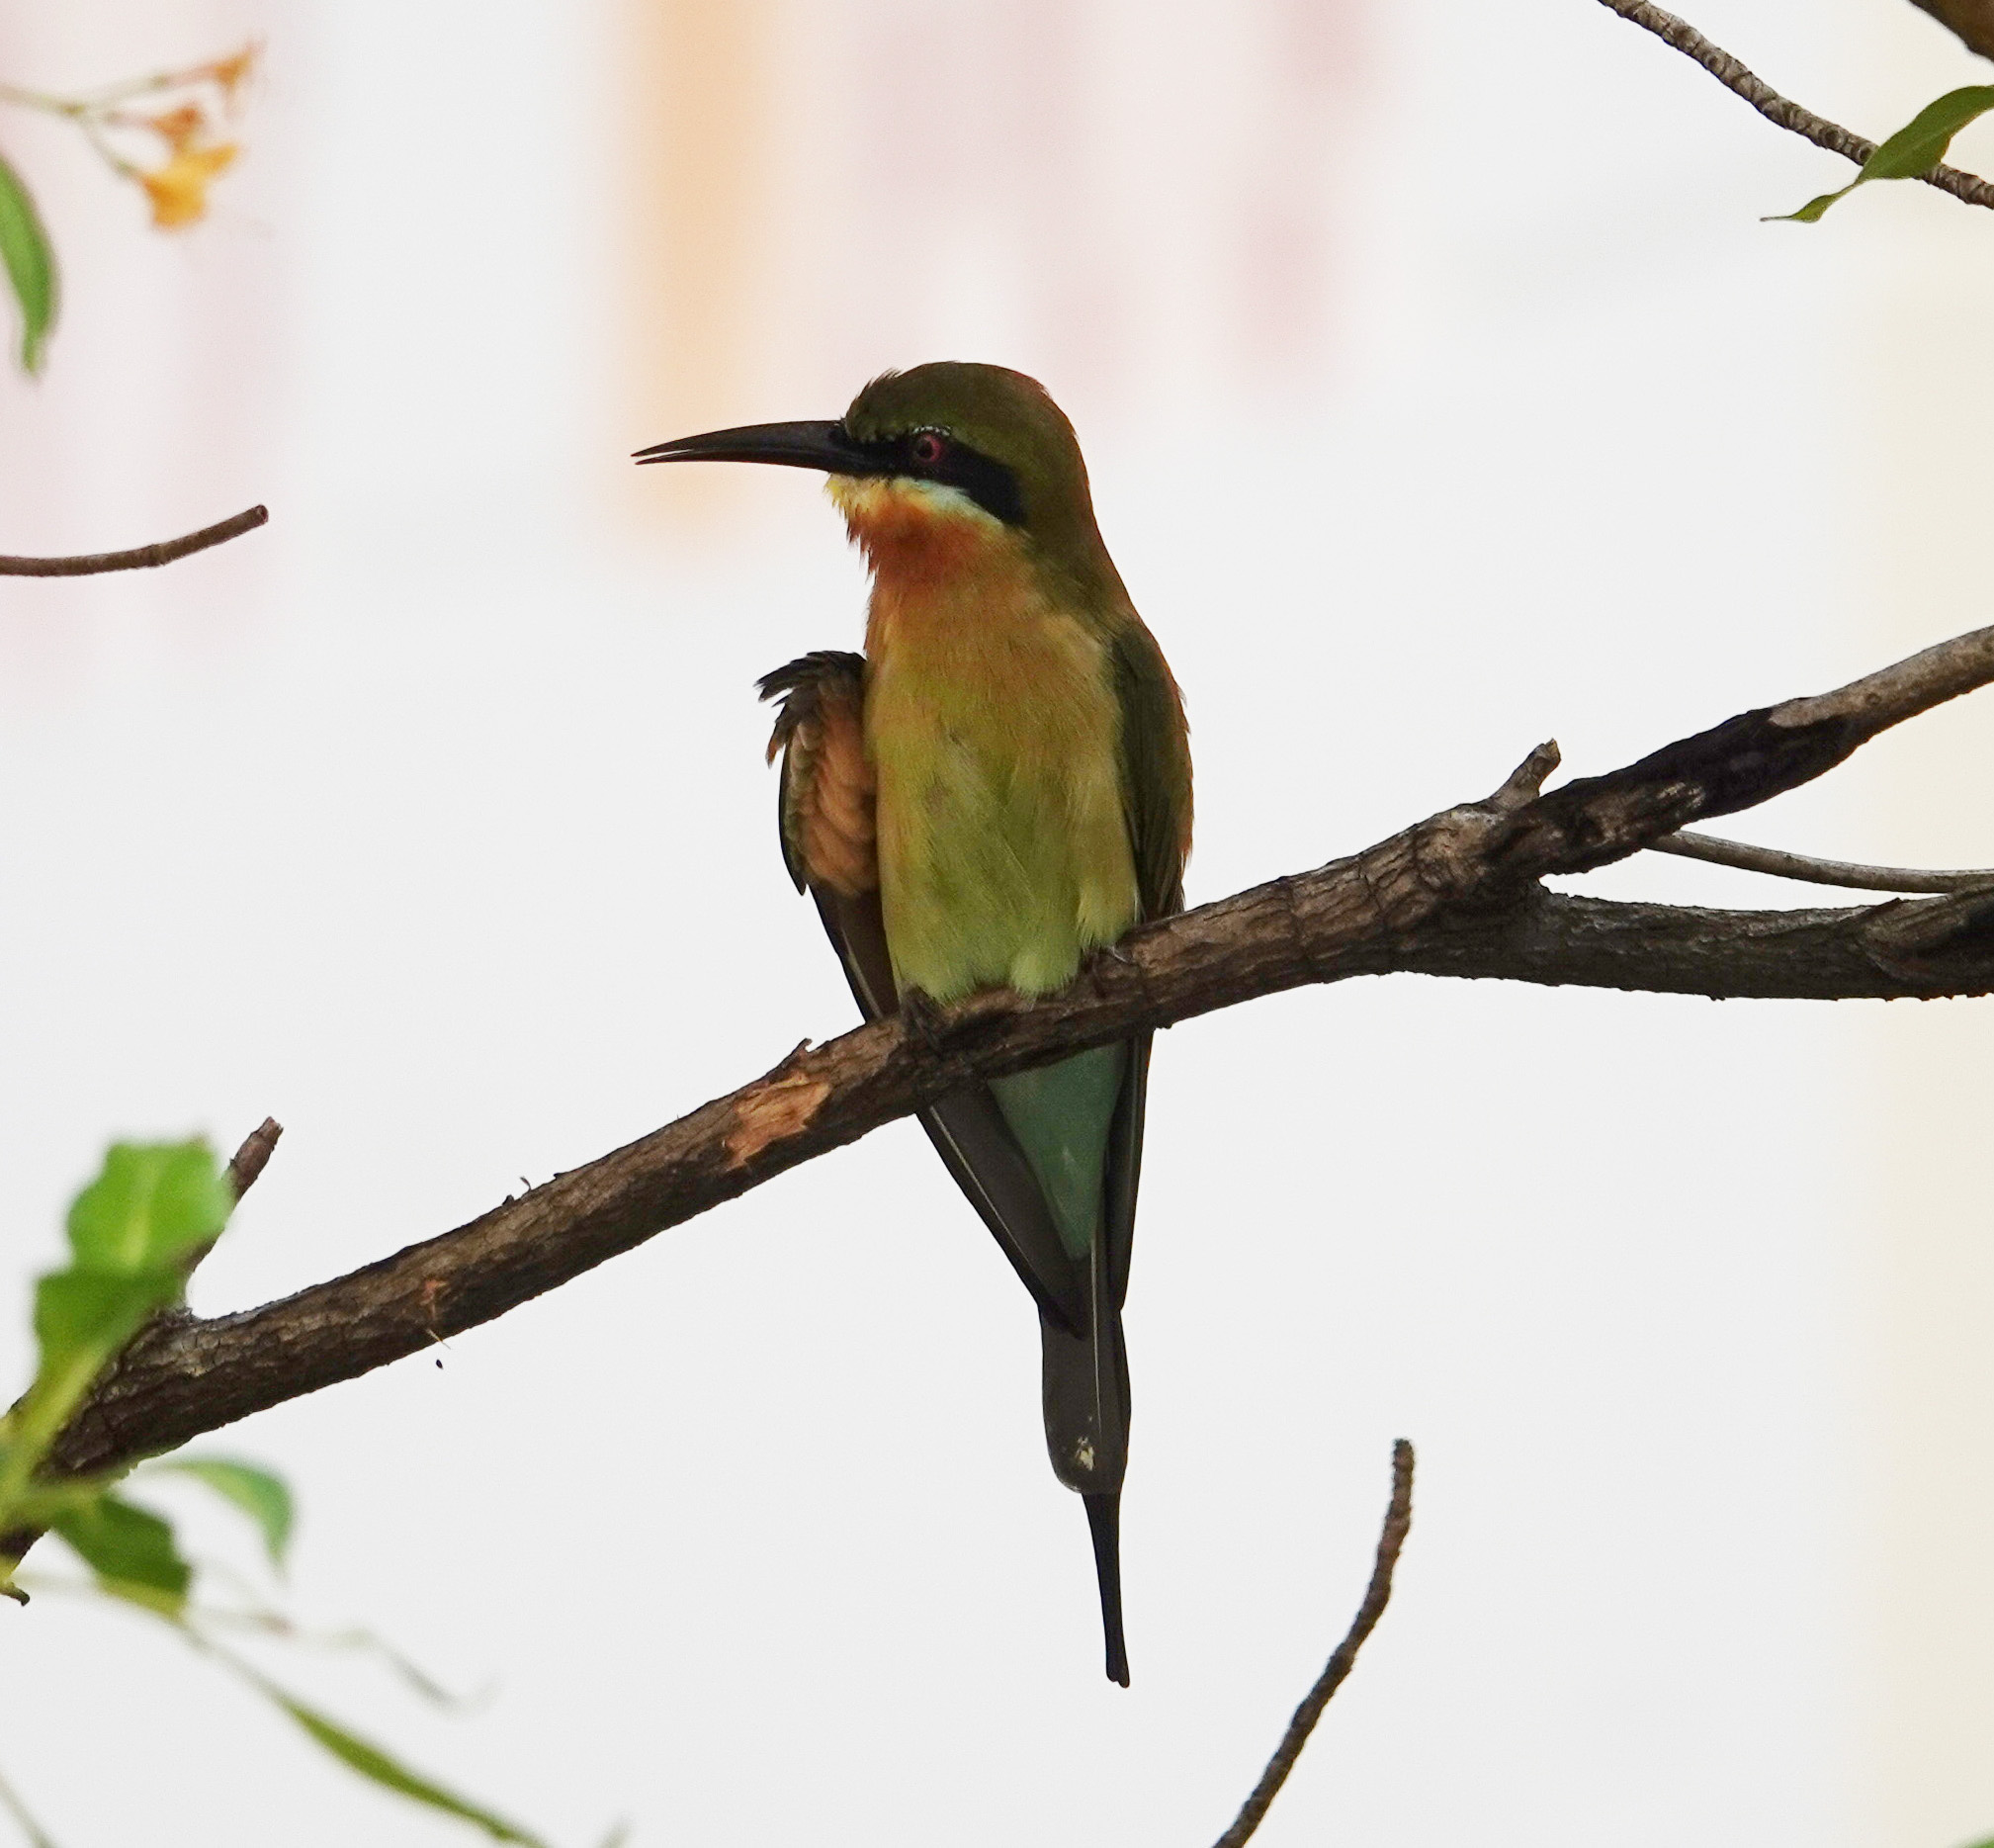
[636,363,1192,1686]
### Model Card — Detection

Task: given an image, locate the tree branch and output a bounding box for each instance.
[224,1117,283,1203]
[1210,1441,1415,1848]
[29,623,1994,1490]
[1594,0,1994,210]
[1651,829,1994,892]
[0,504,267,577]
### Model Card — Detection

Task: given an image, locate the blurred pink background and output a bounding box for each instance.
[1,3,1992,1844]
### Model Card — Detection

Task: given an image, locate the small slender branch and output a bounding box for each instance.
[225,1118,283,1202]
[0,1759,58,1848]
[1593,0,1994,210]
[1211,1441,1415,1848]
[1650,830,1994,892]
[0,83,81,117]
[0,504,266,578]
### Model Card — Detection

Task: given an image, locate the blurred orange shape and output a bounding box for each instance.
[146,105,207,153]
[139,142,237,229]
[205,45,257,102]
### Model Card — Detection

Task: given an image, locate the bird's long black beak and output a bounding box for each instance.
[633,419,884,475]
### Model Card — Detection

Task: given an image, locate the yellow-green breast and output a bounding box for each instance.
[843,477,1139,1005]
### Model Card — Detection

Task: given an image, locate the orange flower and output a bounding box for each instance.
[204,44,257,102]
[146,104,207,153]
[139,141,237,229]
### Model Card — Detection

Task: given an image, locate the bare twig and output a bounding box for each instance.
[225,1118,284,1201]
[1211,1441,1415,1848]
[167,1117,286,1284]
[1651,829,1994,892]
[0,504,267,577]
[0,1759,58,1848]
[23,623,1994,1493]
[1593,0,1994,210]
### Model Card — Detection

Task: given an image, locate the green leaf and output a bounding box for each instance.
[67,1142,232,1275]
[33,1268,179,1374]
[50,1495,191,1614]
[0,153,54,372]
[1774,85,1994,221]
[5,1269,182,1505]
[146,1458,294,1567]
[7,1471,122,1528]
[259,1686,550,1846]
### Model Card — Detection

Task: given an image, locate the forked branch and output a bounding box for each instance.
[30,623,1994,1491]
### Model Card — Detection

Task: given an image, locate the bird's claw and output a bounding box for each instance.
[898,986,951,1054]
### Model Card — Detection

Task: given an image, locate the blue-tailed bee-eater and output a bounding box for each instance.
[637,362,1192,1685]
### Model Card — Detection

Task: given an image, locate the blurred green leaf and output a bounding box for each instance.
[33,1269,179,1381]
[8,1471,120,1528]
[1774,84,1994,220]
[254,1682,550,1846]
[2,1144,229,1515]
[5,1270,179,1513]
[50,1495,190,1614]
[67,1142,231,1275]
[0,153,54,373]
[147,1458,294,1567]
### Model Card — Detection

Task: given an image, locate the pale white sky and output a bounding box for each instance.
[1,3,1992,1845]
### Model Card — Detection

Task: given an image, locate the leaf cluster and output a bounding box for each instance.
[0,1146,577,1848]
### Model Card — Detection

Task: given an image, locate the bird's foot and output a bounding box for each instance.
[897,986,952,1055]
[1084,938,1139,998]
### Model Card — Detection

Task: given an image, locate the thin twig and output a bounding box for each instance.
[1651,830,1994,892]
[179,1118,283,1280]
[1211,1441,1415,1848]
[1593,0,1994,211]
[225,1118,284,1201]
[0,504,267,577]
[0,1758,59,1848]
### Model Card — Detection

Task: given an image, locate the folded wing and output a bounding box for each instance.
[758,653,1086,1337]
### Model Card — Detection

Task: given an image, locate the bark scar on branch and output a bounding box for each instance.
[726,1072,833,1168]
[20,621,1994,1497]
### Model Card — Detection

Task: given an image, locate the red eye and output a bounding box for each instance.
[910,431,947,467]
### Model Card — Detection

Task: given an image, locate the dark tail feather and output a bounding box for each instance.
[1041,1273,1132,1685]
[1085,1493,1130,1686]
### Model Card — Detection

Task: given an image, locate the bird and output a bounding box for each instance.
[635,362,1191,1686]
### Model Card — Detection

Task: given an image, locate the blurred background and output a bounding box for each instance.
[0,0,1989,1843]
